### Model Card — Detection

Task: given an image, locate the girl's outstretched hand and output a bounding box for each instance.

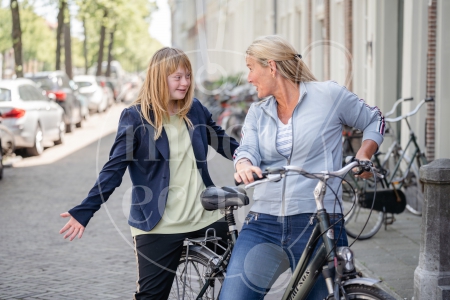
[59,212,85,241]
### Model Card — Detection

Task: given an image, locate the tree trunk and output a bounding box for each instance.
[10,0,23,78]
[96,9,108,76]
[56,0,66,71]
[64,10,73,79]
[82,16,88,75]
[105,27,115,77]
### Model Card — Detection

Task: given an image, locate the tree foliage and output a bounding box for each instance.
[1,0,163,75]
[1,3,56,71]
[74,0,162,73]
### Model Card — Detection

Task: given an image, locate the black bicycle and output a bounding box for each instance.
[168,159,395,300]
[341,97,433,240]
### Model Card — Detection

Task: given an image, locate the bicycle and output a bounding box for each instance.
[342,97,433,240]
[168,159,395,300]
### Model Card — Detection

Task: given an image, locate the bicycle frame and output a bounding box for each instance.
[281,211,339,300]
[386,132,427,187]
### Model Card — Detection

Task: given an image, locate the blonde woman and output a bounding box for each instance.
[59,47,239,299]
[220,36,385,299]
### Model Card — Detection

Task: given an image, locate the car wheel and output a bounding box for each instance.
[54,120,66,145]
[75,111,83,128]
[27,124,44,156]
[66,118,75,133]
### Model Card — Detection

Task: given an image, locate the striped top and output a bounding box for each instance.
[276,117,292,158]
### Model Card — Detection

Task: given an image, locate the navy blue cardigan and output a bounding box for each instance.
[69,99,239,231]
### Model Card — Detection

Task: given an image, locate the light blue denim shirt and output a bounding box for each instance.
[233,81,385,216]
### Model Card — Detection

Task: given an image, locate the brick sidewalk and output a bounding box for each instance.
[351,211,421,300]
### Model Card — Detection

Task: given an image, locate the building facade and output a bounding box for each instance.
[169,0,449,160]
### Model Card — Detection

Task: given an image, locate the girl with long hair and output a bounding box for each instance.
[59,47,239,299]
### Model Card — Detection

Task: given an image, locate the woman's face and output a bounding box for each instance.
[168,65,191,100]
[246,56,276,98]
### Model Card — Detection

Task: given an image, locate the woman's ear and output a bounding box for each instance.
[268,60,277,77]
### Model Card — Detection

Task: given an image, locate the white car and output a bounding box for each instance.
[73,75,109,113]
[0,79,65,156]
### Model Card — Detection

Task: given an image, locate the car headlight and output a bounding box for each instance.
[336,247,355,272]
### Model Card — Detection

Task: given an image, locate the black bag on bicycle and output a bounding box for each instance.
[361,189,406,214]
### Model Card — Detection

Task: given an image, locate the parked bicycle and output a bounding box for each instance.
[342,97,433,240]
[168,159,395,300]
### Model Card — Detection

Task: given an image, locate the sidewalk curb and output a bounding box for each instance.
[355,259,406,300]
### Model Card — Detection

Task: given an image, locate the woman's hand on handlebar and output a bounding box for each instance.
[354,140,378,179]
[234,159,264,185]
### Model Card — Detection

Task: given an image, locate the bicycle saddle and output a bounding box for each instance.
[200,186,249,211]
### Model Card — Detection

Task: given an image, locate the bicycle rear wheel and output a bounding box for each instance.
[342,177,384,240]
[385,150,423,216]
[168,249,223,300]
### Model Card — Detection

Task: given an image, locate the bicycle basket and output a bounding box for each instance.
[361,189,406,214]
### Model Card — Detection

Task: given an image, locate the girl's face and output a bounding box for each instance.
[168,65,191,101]
[246,56,276,98]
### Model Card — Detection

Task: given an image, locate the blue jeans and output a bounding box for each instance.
[219,213,348,300]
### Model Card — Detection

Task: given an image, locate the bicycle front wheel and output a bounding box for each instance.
[342,178,384,240]
[338,284,396,299]
[168,249,224,300]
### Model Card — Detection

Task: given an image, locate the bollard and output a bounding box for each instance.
[414,158,450,300]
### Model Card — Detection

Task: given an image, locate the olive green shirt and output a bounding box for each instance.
[130,115,221,236]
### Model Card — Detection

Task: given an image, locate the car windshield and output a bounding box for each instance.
[76,81,93,88]
[0,88,11,102]
[32,77,57,90]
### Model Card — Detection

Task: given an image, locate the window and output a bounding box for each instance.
[60,75,71,88]
[32,77,56,91]
[18,85,33,101]
[28,85,47,100]
[19,85,46,101]
[0,88,11,102]
[75,81,93,88]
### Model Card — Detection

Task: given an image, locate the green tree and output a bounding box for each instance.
[75,0,162,74]
[10,0,23,77]
[1,3,57,76]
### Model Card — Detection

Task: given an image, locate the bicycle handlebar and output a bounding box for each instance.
[385,97,433,123]
[241,158,384,189]
[384,97,413,118]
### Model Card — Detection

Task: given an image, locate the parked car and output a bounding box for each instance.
[0,79,65,156]
[27,71,82,133]
[96,76,115,108]
[73,75,109,113]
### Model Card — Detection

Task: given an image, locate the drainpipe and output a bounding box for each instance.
[273,0,277,34]
[307,0,312,68]
[344,0,353,90]
[426,0,437,162]
[324,0,330,80]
